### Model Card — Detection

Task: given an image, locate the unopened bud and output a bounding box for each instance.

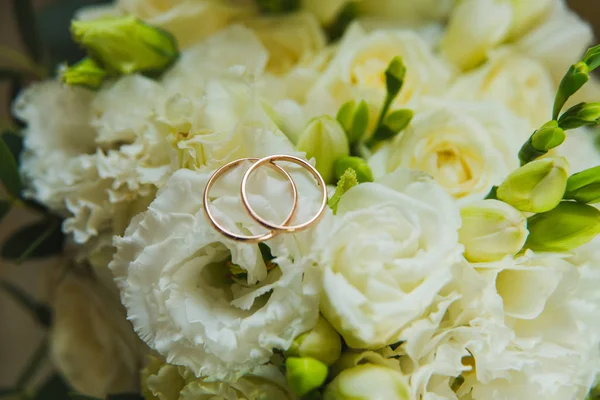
[525,201,600,251]
[286,316,342,365]
[459,200,528,262]
[286,357,328,397]
[71,16,178,75]
[497,156,569,212]
[60,57,107,89]
[324,364,410,400]
[369,109,413,145]
[385,57,406,99]
[553,62,589,119]
[518,121,566,165]
[564,165,600,204]
[558,102,600,130]
[334,156,373,184]
[336,100,369,144]
[297,116,350,183]
[583,44,600,71]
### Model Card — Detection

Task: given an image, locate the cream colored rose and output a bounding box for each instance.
[142,356,291,400]
[50,271,142,398]
[305,22,452,127]
[314,168,463,349]
[116,0,257,48]
[241,12,326,75]
[110,160,324,379]
[369,100,529,202]
[447,49,555,129]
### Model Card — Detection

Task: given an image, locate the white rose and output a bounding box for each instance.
[314,168,463,348]
[369,101,529,203]
[110,160,325,379]
[241,12,326,75]
[49,270,142,398]
[116,0,257,48]
[447,49,555,129]
[142,356,291,400]
[305,23,452,127]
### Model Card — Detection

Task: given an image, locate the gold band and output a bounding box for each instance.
[240,155,327,233]
[203,157,299,243]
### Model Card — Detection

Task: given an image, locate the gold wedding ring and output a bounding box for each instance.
[203,155,327,243]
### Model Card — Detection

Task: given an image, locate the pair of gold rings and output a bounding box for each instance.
[203,155,327,243]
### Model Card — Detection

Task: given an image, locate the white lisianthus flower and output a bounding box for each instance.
[115,0,257,49]
[447,49,555,129]
[49,269,143,398]
[142,356,291,400]
[305,23,452,127]
[369,101,529,203]
[314,168,463,349]
[110,160,324,379]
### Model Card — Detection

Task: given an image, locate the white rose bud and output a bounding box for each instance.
[286,316,342,365]
[297,116,350,183]
[459,199,528,262]
[324,364,411,400]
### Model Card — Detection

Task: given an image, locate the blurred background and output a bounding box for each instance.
[0,0,599,390]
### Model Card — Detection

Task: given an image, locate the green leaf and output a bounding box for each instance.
[0,200,10,222]
[256,0,300,14]
[0,281,52,327]
[0,387,19,397]
[328,168,359,214]
[69,394,102,400]
[12,0,44,63]
[33,374,71,400]
[1,219,64,262]
[0,68,25,82]
[0,134,22,198]
[2,131,23,161]
[16,339,48,389]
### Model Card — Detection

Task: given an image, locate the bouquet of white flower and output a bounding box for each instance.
[3,0,600,399]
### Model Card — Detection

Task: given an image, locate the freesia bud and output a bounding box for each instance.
[525,201,600,251]
[297,116,350,183]
[336,100,369,144]
[71,16,178,75]
[558,102,600,130]
[385,57,406,99]
[60,57,107,89]
[497,156,569,212]
[564,165,600,204]
[324,364,410,400]
[286,357,328,397]
[553,62,589,119]
[518,121,566,165]
[334,156,373,184]
[369,109,413,145]
[459,200,528,262]
[286,316,342,365]
[583,44,600,71]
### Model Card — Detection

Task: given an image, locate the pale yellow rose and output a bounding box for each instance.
[116,0,257,48]
[448,49,555,129]
[50,271,142,398]
[241,11,326,75]
[306,22,452,129]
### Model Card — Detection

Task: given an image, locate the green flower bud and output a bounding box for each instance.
[333,156,373,184]
[558,102,600,130]
[497,156,569,213]
[459,200,528,262]
[60,57,107,90]
[583,44,600,71]
[286,316,342,366]
[369,109,413,145]
[553,61,589,119]
[518,121,566,166]
[525,201,600,252]
[328,168,358,215]
[336,100,369,144]
[286,357,328,397]
[71,16,179,75]
[324,364,410,400]
[385,56,406,98]
[297,116,350,183]
[564,165,600,204]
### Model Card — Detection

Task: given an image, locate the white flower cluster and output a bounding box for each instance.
[15,0,600,399]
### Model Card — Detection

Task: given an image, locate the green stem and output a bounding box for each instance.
[15,338,48,390]
[16,219,59,264]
